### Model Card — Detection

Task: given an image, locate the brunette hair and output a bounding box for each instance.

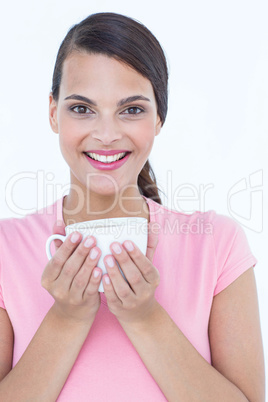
[51,12,168,204]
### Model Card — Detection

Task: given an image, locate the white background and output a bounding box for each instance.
[0,0,267,391]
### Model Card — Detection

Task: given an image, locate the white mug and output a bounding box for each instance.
[46,217,148,292]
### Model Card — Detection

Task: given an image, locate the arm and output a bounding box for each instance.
[0,230,103,401]
[101,221,265,402]
[119,268,265,402]
[0,306,94,401]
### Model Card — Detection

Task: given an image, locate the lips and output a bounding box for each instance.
[84,151,131,170]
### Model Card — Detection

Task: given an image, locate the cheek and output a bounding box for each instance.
[132,120,156,149]
[58,114,84,146]
[57,120,78,157]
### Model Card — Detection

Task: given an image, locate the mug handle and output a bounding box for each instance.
[46,234,66,259]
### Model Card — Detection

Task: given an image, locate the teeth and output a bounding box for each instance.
[86,152,127,163]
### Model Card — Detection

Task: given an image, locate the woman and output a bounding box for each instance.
[0,12,265,401]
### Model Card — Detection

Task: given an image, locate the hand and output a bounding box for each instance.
[102,221,160,325]
[41,221,103,324]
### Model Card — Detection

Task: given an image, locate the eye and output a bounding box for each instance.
[71,105,92,114]
[122,106,144,115]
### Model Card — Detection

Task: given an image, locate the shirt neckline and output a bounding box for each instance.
[56,194,156,227]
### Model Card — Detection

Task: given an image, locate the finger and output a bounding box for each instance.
[107,241,150,300]
[69,245,101,299]
[42,231,83,286]
[102,274,123,308]
[52,220,66,251]
[146,221,160,262]
[56,238,99,292]
[104,251,135,300]
[122,240,160,287]
[70,261,102,302]
[82,267,103,300]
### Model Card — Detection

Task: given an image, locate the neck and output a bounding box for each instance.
[62,187,150,227]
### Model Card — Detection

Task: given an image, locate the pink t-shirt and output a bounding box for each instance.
[0,196,257,401]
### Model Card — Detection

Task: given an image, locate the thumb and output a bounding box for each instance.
[52,220,66,251]
[146,221,160,263]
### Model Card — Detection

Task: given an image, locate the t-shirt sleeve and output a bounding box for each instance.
[212,213,258,296]
[0,286,5,309]
[0,224,6,309]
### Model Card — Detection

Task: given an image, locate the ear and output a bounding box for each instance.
[155,115,162,136]
[49,92,59,134]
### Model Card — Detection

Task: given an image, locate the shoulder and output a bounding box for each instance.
[148,197,257,284]
[147,196,250,238]
[0,198,62,244]
[209,211,244,237]
[0,212,43,239]
[147,197,217,236]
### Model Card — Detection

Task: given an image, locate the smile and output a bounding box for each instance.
[85,152,127,163]
[84,152,131,170]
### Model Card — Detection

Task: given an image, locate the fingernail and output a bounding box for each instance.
[104,276,110,284]
[71,232,80,243]
[106,256,114,268]
[84,236,94,248]
[93,269,100,278]
[111,243,122,254]
[124,241,134,251]
[90,248,98,260]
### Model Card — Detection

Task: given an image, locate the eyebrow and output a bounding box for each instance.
[64,94,151,107]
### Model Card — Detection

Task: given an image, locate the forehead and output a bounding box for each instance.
[60,52,155,100]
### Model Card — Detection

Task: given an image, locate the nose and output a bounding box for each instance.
[91,115,123,145]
